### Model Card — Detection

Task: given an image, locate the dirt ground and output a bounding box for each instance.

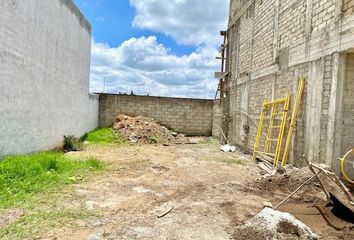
[2,139,353,239]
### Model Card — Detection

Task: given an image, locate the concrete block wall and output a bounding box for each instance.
[343,0,354,16]
[98,94,214,136]
[0,0,98,155]
[252,0,275,70]
[224,0,354,168]
[212,100,223,139]
[311,0,336,31]
[278,0,306,49]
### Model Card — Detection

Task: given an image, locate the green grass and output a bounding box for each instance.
[0,209,100,239]
[0,152,103,208]
[82,128,127,145]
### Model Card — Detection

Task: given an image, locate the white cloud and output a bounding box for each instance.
[90,36,219,99]
[130,0,229,46]
[89,0,229,98]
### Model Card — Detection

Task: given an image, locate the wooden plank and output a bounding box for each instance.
[214,72,229,79]
[257,162,274,174]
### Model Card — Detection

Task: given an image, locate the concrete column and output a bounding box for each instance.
[305,0,313,35]
[272,0,280,61]
[304,0,314,60]
[305,57,325,163]
[334,0,343,19]
[271,0,280,102]
[239,83,249,145]
[235,19,241,79]
[326,53,345,171]
[249,1,256,71]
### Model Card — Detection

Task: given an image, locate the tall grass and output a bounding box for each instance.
[82,128,127,145]
[0,152,102,208]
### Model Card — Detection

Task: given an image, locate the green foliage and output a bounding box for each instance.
[148,136,158,144]
[82,128,127,145]
[63,135,83,152]
[0,152,102,208]
[169,127,179,134]
[80,133,88,142]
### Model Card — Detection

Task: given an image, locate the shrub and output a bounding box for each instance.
[63,135,83,152]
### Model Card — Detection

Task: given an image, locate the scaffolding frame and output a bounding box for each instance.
[215,30,229,99]
[253,95,291,167]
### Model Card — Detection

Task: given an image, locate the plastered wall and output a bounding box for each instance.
[98,94,214,136]
[0,0,98,155]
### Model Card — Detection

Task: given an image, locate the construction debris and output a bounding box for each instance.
[308,161,354,216]
[220,144,236,152]
[233,208,317,240]
[112,114,187,144]
[257,161,276,175]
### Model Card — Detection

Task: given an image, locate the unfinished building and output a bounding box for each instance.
[218,0,354,173]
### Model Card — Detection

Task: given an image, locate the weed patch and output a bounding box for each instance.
[63,135,83,152]
[0,152,102,208]
[82,128,127,145]
[0,209,100,239]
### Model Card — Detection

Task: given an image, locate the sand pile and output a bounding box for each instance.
[233,208,317,240]
[112,115,187,144]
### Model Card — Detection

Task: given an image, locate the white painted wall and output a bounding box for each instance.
[0,0,98,155]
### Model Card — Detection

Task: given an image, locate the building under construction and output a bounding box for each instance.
[217,0,354,173]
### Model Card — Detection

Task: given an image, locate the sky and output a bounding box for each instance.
[74,0,229,99]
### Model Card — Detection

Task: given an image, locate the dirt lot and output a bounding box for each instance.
[1,139,353,239]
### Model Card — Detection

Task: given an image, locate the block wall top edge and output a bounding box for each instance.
[59,0,91,34]
[94,93,215,102]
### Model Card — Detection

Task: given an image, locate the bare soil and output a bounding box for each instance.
[1,140,353,239]
[0,209,23,228]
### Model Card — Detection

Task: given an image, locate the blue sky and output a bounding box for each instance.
[74,0,196,55]
[74,0,229,98]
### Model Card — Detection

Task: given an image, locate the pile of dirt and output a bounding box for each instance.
[233,208,317,240]
[252,166,322,196]
[112,114,187,144]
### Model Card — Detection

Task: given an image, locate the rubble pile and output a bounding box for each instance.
[112,114,187,144]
